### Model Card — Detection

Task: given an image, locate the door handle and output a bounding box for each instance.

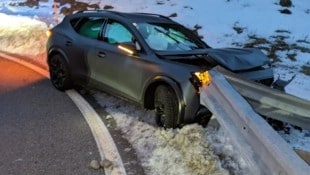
[65,41,72,46]
[97,52,106,58]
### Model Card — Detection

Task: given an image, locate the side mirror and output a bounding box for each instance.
[118,42,138,56]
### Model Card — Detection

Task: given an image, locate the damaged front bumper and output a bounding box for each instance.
[238,67,274,83]
[236,67,290,91]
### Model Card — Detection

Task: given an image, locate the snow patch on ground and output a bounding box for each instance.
[286,79,310,100]
[94,91,249,175]
[278,125,310,152]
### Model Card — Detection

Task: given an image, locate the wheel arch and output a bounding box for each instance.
[47,48,70,65]
[143,76,185,124]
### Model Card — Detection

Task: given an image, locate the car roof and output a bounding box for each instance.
[69,10,174,23]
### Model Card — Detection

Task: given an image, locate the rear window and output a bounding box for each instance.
[71,17,105,39]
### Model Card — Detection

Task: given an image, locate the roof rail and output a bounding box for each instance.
[74,10,171,20]
[75,10,114,14]
[131,12,171,20]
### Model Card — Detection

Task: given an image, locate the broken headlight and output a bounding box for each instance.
[190,70,212,91]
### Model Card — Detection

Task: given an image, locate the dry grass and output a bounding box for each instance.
[301,65,310,75]
[236,33,310,63]
[12,0,102,15]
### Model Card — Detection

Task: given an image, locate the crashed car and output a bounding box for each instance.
[46,10,274,128]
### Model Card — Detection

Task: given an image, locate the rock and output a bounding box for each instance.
[78,88,87,95]
[104,5,114,10]
[169,13,178,18]
[194,24,202,30]
[279,0,292,7]
[89,160,101,170]
[106,115,113,120]
[100,159,113,169]
[279,8,292,14]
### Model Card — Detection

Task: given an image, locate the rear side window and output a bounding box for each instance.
[73,17,105,39]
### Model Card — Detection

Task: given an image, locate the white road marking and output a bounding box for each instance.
[66,90,127,175]
[0,52,127,175]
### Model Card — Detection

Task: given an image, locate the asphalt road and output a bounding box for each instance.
[0,58,104,175]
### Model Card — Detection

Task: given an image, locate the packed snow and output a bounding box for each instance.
[94,91,248,175]
[0,13,48,66]
[0,0,309,174]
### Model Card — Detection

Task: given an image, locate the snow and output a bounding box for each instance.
[0,13,48,67]
[94,91,247,175]
[278,124,310,152]
[0,0,309,174]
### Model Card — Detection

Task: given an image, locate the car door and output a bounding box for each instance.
[66,16,106,85]
[87,19,156,102]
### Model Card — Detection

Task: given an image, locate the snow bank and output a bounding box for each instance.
[0,13,48,67]
[94,91,249,175]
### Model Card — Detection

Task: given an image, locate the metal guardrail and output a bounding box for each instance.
[200,70,310,175]
[215,66,310,130]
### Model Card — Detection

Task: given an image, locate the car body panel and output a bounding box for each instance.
[205,48,270,71]
[239,68,274,81]
[157,48,270,71]
[48,21,90,84]
[87,42,158,102]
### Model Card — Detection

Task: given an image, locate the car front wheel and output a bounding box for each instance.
[49,54,73,91]
[154,85,179,128]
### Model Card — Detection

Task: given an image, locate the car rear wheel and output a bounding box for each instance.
[49,54,73,91]
[154,85,179,128]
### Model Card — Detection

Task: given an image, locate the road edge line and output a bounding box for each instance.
[66,90,127,175]
[0,52,49,77]
[0,52,127,175]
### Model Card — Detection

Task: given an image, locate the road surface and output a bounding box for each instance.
[0,58,104,175]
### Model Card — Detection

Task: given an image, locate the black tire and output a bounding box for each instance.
[48,54,73,91]
[154,85,179,128]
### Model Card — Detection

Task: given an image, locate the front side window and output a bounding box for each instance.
[76,17,105,39]
[104,20,133,44]
[135,22,206,51]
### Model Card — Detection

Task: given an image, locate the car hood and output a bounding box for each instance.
[156,48,270,71]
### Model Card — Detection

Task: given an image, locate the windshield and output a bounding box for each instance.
[135,22,206,51]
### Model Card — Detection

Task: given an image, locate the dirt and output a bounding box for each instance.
[232,33,310,63]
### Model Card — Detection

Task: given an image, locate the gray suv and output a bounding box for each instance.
[46,10,274,128]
